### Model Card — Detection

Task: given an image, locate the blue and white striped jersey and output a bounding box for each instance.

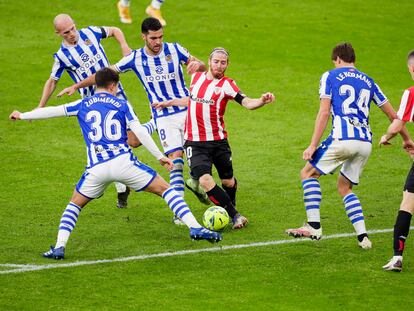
[51,26,126,100]
[319,67,387,142]
[115,42,189,119]
[63,92,138,168]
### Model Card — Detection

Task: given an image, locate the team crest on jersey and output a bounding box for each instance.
[165,54,172,62]
[214,87,222,95]
[84,39,92,46]
[163,141,168,148]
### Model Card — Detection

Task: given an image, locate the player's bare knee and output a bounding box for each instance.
[71,190,90,208]
[146,175,169,196]
[199,174,216,192]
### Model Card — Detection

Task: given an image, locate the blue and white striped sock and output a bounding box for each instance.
[343,193,366,235]
[302,178,322,223]
[162,187,201,228]
[142,119,156,135]
[55,202,81,248]
[170,158,185,197]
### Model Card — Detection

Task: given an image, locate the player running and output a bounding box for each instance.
[9,68,222,260]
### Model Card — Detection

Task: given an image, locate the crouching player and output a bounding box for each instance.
[9,68,221,260]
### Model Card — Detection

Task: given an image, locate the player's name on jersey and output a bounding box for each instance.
[85,95,121,108]
[335,71,372,88]
[190,94,215,105]
[75,53,104,76]
[144,72,177,82]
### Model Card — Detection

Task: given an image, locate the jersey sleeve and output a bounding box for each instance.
[223,79,241,100]
[63,99,83,117]
[319,71,331,99]
[372,82,388,107]
[87,26,109,41]
[50,55,65,81]
[397,89,414,122]
[114,51,136,73]
[125,101,140,125]
[173,43,190,64]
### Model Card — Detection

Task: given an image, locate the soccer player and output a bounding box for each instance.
[39,13,145,208]
[380,50,414,272]
[286,43,414,249]
[9,68,222,260]
[153,47,275,229]
[57,17,208,223]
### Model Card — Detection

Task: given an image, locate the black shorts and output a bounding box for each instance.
[184,139,233,180]
[404,162,414,193]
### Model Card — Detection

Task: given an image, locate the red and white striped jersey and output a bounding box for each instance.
[397,86,414,122]
[185,72,241,141]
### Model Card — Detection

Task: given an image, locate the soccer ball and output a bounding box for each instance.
[202,206,229,231]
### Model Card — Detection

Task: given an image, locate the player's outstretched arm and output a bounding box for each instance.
[9,105,67,121]
[57,65,120,97]
[106,27,132,56]
[303,98,331,161]
[151,97,189,110]
[38,78,58,108]
[241,92,275,110]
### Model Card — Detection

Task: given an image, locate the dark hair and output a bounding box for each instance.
[141,17,162,34]
[331,42,356,63]
[95,67,119,88]
[408,50,414,61]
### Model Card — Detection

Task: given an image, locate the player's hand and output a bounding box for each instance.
[379,134,391,147]
[152,100,173,110]
[57,85,77,97]
[186,60,201,75]
[303,145,316,161]
[261,92,275,105]
[159,157,173,171]
[9,110,21,121]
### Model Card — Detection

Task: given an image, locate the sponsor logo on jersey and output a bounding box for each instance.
[144,72,176,82]
[190,94,215,105]
[75,53,103,75]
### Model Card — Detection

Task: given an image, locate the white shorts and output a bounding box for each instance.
[76,153,156,199]
[309,137,372,185]
[155,112,186,155]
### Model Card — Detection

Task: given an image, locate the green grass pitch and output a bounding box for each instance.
[1,0,414,309]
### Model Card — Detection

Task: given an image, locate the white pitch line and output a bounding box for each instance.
[0,227,411,275]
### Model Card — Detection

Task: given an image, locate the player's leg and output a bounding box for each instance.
[286,162,323,239]
[156,115,185,197]
[118,0,132,24]
[116,120,157,208]
[43,168,108,259]
[384,164,414,271]
[120,156,221,242]
[339,140,372,249]
[286,137,343,240]
[145,0,166,26]
[214,140,247,229]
